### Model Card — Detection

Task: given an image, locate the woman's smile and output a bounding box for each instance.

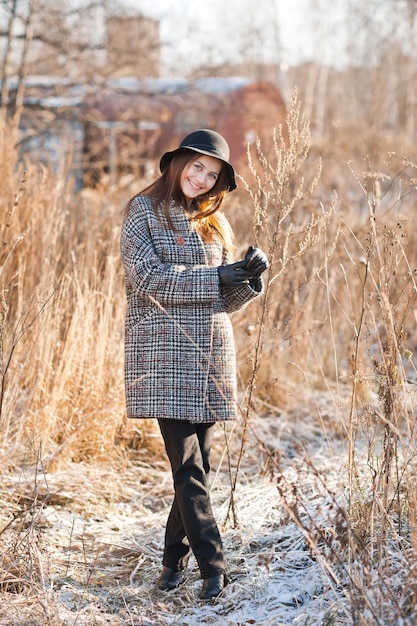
[180,154,222,200]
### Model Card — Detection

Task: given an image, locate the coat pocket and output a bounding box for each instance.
[125,303,158,333]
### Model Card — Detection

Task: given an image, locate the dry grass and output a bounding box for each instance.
[1,92,417,624]
[0,112,159,471]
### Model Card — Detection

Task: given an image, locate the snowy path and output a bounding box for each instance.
[1,413,351,625]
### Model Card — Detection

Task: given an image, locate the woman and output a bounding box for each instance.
[120,129,268,600]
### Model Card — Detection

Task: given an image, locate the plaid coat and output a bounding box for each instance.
[120,195,263,423]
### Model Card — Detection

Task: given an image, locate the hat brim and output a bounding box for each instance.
[160,146,237,192]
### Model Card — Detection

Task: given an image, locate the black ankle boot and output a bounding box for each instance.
[199,573,228,600]
[157,566,184,591]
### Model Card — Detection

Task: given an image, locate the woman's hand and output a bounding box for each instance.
[244,245,269,276]
[218,261,253,287]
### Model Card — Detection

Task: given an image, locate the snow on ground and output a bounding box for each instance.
[0,409,352,625]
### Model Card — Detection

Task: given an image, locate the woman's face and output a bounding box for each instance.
[180,154,222,201]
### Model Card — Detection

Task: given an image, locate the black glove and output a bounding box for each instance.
[218,260,253,287]
[244,245,269,276]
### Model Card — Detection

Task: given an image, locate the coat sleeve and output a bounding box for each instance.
[121,198,221,306]
[218,234,264,314]
[220,279,263,314]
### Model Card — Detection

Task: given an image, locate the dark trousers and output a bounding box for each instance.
[158,418,227,579]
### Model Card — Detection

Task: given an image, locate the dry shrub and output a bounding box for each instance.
[231,90,338,408]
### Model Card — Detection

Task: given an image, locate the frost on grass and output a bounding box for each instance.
[0,400,351,626]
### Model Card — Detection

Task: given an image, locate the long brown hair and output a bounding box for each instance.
[127,151,234,253]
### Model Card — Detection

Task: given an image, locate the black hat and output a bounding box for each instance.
[159,129,237,191]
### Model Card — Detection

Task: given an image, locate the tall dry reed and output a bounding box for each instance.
[224,89,338,526]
